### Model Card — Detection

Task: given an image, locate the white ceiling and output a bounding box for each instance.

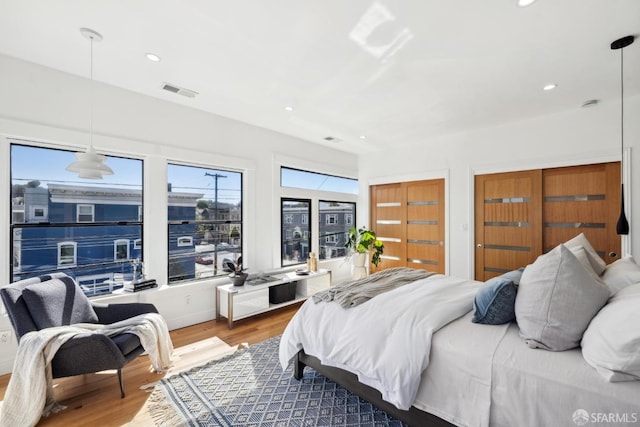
[0,0,639,154]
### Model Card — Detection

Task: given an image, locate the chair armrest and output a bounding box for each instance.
[92,302,158,324]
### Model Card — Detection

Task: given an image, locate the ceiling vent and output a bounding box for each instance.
[161,82,198,98]
[323,136,342,143]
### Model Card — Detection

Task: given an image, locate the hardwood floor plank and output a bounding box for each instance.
[0,303,301,426]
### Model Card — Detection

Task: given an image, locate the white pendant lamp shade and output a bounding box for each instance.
[65,145,114,178]
[67,27,112,180]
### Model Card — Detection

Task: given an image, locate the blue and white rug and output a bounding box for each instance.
[148,335,407,426]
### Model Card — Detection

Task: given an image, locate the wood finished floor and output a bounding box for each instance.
[0,303,301,426]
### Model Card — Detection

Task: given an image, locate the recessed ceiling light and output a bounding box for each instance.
[543,83,557,91]
[517,0,537,7]
[145,53,161,62]
[284,106,294,111]
[359,135,367,140]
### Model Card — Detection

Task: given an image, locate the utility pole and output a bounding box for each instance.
[205,172,227,220]
[205,172,227,276]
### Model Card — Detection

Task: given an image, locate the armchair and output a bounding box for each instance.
[0,272,159,398]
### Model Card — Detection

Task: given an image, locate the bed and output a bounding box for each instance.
[279,256,640,427]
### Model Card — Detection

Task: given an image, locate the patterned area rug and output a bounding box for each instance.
[148,335,407,426]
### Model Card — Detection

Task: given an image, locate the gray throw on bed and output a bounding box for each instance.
[312,267,435,308]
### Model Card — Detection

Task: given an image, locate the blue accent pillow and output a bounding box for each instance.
[472,274,520,325]
[498,268,524,285]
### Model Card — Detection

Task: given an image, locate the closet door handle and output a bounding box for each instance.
[476,244,483,248]
[609,252,618,258]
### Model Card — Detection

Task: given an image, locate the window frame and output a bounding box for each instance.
[9,143,144,293]
[167,162,243,284]
[58,241,78,268]
[281,197,311,267]
[114,239,130,261]
[318,200,357,261]
[77,204,95,223]
[177,236,193,247]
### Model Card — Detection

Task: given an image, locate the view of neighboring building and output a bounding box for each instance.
[281,200,355,266]
[13,183,202,296]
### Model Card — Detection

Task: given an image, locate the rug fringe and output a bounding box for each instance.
[147,387,185,427]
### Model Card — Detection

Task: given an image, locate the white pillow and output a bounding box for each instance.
[601,256,640,294]
[582,283,640,381]
[564,233,607,276]
[568,245,600,278]
[515,244,611,351]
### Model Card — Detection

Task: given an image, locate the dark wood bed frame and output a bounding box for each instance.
[294,350,455,427]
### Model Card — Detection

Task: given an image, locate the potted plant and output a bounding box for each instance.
[344,226,384,268]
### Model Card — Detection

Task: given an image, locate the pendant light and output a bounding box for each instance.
[66,28,114,179]
[611,35,634,235]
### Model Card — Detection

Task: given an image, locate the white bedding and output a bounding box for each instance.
[279,274,480,410]
[413,312,509,427]
[280,271,640,427]
[490,323,640,427]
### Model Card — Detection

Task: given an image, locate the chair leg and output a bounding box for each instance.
[117,368,125,398]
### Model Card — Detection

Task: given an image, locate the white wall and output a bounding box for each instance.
[358,95,640,279]
[0,54,358,374]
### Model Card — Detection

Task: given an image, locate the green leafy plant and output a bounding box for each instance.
[344,226,384,267]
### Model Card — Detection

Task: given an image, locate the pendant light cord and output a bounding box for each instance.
[620,46,624,180]
[90,34,94,150]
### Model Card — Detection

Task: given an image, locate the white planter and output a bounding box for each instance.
[350,252,368,279]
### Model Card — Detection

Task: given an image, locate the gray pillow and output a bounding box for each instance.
[515,244,610,351]
[564,233,606,275]
[22,276,99,329]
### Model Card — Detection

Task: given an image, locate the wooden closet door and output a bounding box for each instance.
[475,170,542,281]
[406,180,445,274]
[370,183,406,272]
[370,179,445,274]
[543,162,621,264]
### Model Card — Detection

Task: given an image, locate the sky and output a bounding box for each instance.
[11,144,243,205]
[11,145,358,205]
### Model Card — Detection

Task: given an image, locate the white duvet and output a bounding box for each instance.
[279,274,480,410]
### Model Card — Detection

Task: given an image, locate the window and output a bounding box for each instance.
[134,239,142,250]
[114,239,130,261]
[325,214,338,225]
[77,204,95,222]
[167,163,243,283]
[10,143,143,296]
[284,214,293,224]
[319,200,356,260]
[301,214,308,224]
[31,206,47,220]
[281,167,358,194]
[58,242,77,267]
[177,236,193,247]
[281,198,311,266]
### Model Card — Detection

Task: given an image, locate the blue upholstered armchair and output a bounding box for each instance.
[0,273,159,398]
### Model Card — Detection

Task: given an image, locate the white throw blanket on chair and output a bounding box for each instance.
[0,312,173,427]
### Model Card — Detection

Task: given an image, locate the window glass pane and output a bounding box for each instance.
[282,199,311,266]
[11,144,142,224]
[281,167,358,194]
[319,201,356,260]
[167,164,243,283]
[10,144,143,296]
[15,224,142,295]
